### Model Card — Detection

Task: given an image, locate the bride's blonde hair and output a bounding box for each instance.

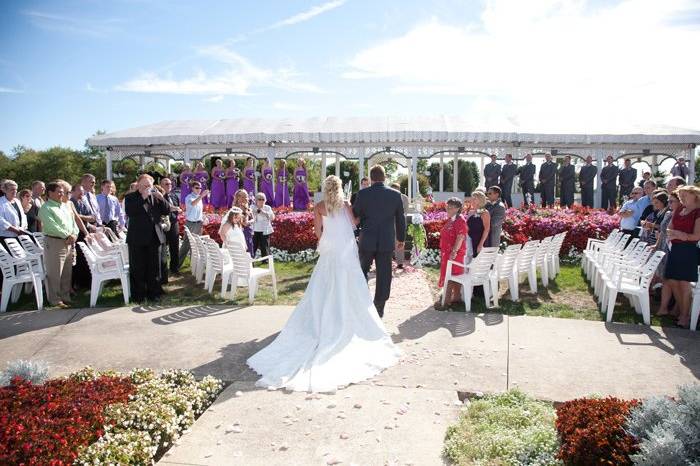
[323,175,345,214]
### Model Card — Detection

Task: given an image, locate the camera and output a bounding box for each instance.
[257,209,262,213]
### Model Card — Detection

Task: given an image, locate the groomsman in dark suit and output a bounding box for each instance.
[558,156,576,208]
[159,177,182,284]
[600,155,619,210]
[618,159,636,204]
[499,154,517,207]
[579,155,597,208]
[125,174,170,303]
[539,153,557,207]
[484,155,501,190]
[518,154,536,207]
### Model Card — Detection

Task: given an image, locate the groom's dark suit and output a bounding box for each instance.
[352,182,406,317]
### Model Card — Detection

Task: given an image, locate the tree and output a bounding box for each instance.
[427,160,479,194]
[326,160,360,192]
[397,174,431,196]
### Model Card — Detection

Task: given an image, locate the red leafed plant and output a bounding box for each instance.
[270,211,318,252]
[555,397,640,465]
[0,376,136,465]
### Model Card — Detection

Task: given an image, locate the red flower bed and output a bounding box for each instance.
[556,397,640,465]
[270,211,317,252]
[0,376,136,465]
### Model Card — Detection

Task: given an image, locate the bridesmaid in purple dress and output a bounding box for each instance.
[274,159,290,207]
[179,164,193,205]
[293,158,310,211]
[234,189,255,257]
[243,157,256,198]
[210,158,227,209]
[194,162,210,205]
[260,159,275,207]
[225,160,240,208]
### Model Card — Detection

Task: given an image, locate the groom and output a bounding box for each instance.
[353,165,406,318]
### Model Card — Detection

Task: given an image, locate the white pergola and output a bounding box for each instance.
[88,116,700,207]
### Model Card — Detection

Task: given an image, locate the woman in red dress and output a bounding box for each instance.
[437,197,469,309]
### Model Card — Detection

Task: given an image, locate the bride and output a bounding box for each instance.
[247,175,401,392]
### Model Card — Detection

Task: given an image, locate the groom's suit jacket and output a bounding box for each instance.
[352,182,406,252]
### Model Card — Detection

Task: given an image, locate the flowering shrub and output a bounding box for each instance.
[0,359,49,386]
[443,389,560,465]
[270,247,319,263]
[270,211,317,252]
[0,375,136,465]
[556,397,640,465]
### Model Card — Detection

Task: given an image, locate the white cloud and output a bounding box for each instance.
[23,10,123,37]
[260,0,346,31]
[344,0,700,131]
[116,45,324,96]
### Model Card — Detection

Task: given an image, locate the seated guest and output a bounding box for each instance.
[96,180,121,234]
[617,187,644,236]
[436,197,468,309]
[485,186,506,249]
[654,192,677,317]
[37,181,79,308]
[666,176,686,193]
[233,189,255,257]
[465,191,491,257]
[0,180,29,249]
[639,192,668,245]
[252,192,275,261]
[219,206,247,248]
[663,185,700,328]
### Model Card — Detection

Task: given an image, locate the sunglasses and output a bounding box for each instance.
[192,186,201,190]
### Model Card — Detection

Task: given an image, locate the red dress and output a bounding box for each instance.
[438,215,469,287]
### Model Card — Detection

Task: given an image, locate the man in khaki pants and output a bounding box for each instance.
[37,181,79,309]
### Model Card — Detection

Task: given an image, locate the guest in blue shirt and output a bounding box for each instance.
[96,179,121,234]
[618,187,644,237]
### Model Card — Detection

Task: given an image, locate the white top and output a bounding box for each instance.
[224,225,247,247]
[0,196,28,238]
[252,204,274,235]
[184,192,204,222]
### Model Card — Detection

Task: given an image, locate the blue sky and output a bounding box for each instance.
[1,0,699,153]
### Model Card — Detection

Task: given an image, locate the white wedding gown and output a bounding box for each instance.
[247,208,401,392]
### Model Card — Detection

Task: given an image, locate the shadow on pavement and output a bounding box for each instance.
[392,306,504,343]
[190,333,278,383]
[0,306,117,340]
[147,305,247,325]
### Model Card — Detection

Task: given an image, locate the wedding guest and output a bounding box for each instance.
[274,160,291,207]
[663,185,700,327]
[465,191,491,256]
[436,197,468,309]
[579,156,597,208]
[252,192,275,261]
[617,187,644,237]
[80,173,102,227]
[233,189,255,257]
[293,158,310,211]
[243,157,256,197]
[0,180,29,249]
[558,155,575,208]
[193,162,210,205]
[638,171,652,188]
[260,159,275,207]
[666,176,686,193]
[225,160,240,208]
[350,177,370,205]
[670,156,689,181]
[30,180,45,232]
[96,180,121,234]
[636,181,658,228]
[71,184,97,233]
[110,181,126,232]
[178,181,209,267]
[539,153,556,208]
[19,189,38,233]
[618,159,637,204]
[485,186,506,248]
[499,154,517,207]
[391,183,409,268]
[655,192,678,317]
[639,192,667,245]
[219,206,246,248]
[518,154,536,207]
[484,155,501,191]
[600,155,619,210]
[160,176,182,282]
[38,181,79,308]
[125,174,169,303]
[210,158,227,209]
[179,164,194,205]
[70,184,94,289]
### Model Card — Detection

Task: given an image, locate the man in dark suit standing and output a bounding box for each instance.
[539,153,557,207]
[484,155,501,191]
[485,186,506,247]
[618,158,636,204]
[579,155,597,208]
[499,153,517,208]
[558,155,576,208]
[125,174,170,303]
[518,154,536,207]
[159,177,182,284]
[600,155,619,210]
[352,165,406,318]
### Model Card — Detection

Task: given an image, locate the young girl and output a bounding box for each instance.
[233,189,255,257]
[219,206,247,248]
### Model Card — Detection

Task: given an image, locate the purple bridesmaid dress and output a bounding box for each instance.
[210,167,227,209]
[274,170,290,207]
[195,171,209,205]
[243,168,256,197]
[179,172,193,205]
[293,168,310,211]
[225,168,240,208]
[261,167,275,207]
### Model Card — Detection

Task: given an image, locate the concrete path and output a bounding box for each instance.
[1,268,698,465]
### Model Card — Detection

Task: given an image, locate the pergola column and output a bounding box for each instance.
[335,154,340,177]
[106,151,113,180]
[688,147,696,184]
[479,151,486,188]
[184,148,191,166]
[439,155,444,192]
[595,149,604,208]
[411,155,418,202]
[321,151,327,181]
[358,151,365,184]
[453,154,458,193]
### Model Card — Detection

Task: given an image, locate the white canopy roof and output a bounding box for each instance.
[88,116,700,148]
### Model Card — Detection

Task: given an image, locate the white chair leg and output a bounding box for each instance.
[0,282,12,312]
[31,276,43,311]
[640,293,651,325]
[440,282,448,306]
[483,282,492,309]
[90,279,100,307]
[509,274,519,301]
[690,297,699,331]
[490,276,499,307]
[220,271,231,299]
[528,264,537,293]
[11,284,22,303]
[606,290,617,323]
[271,272,278,300]
[463,284,473,312]
[248,278,258,304]
[120,275,130,304]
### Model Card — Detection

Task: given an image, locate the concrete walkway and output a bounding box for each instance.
[1,269,698,465]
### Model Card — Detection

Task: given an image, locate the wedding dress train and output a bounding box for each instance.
[247,208,401,392]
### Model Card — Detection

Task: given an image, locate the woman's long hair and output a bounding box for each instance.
[323,175,345,214]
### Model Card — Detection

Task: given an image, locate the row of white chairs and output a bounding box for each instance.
[184,227,277,304]
[441,232,567,311]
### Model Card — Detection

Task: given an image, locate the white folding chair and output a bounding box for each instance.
[0,245,43,312]
[689,267,700,331]
[191,234,209,284]
[534,236,553,287]
[202,237,234,296]
[17,235,48,296]
[489,243,522,307]
[515,239,540,294]
[31,232,46,249]
[548,232,567,278]
[4,238,46,299]
[224,240,277,303]
[582,228,620,270]
[78,242,130,307]
[442,247,499,312]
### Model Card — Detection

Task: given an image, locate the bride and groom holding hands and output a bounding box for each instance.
[247,165,407,392]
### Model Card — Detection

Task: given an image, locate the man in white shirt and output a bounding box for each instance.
[618,187,644,237]
[80,173,102,228]
[178,181,209,267]
[0,179,29,249]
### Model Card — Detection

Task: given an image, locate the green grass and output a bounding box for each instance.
[425,263,679,327]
